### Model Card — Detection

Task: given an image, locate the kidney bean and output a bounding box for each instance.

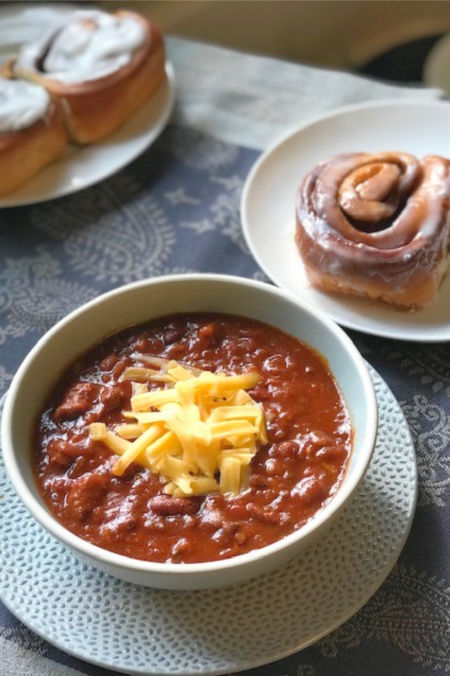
[162,328,182,345]
[149,495,201,516]
[198,323,216,339]
[134,337,150,352]
[99,354,119,371]
[275,441,300,458]
[265,458,283,476]
[112,361,127,380]
[292,476,327,504]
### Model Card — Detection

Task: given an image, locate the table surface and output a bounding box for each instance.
[0,35,449,676]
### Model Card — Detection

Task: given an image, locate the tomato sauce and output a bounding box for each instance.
[34,313,352,563]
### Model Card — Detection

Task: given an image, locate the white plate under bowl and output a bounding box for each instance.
[0,4,175,208]
[241,99,450,343]
[0,367,416,674]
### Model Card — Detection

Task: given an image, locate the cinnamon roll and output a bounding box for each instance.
[0,78,67,195]
[5,9,165,144]
[295,152,450,309]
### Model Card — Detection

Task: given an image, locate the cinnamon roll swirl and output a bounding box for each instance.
[5,9,165,144]
[0,78,67,195]
[295,152,450,309]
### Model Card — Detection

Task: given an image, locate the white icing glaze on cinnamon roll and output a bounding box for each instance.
[295,152,450,309]
[15,10,146,84]
[0,78,50,132]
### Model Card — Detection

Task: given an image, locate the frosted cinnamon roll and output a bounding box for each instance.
[296,152,450,309]
[5,9,165,144]
[0,78,66,195]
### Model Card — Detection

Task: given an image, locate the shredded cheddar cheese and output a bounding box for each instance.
[89,358,267,497]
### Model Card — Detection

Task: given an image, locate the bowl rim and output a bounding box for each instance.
[1,273,377,578]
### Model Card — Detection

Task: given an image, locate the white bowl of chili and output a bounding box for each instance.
[2,274,377,589]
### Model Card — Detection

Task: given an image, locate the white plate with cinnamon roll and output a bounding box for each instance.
[242,99,450,342]
[0,4,175,207]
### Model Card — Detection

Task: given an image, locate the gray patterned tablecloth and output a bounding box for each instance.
[0,37,449,676]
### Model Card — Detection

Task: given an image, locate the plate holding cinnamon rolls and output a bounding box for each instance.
[295,152,450,309]
[3,9,166,145]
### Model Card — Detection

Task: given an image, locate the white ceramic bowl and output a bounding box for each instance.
[2,274,377,590]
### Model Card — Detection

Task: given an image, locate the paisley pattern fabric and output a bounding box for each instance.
[0,36,448,676]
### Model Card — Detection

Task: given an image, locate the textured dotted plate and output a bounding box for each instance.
[0,365,417,675]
